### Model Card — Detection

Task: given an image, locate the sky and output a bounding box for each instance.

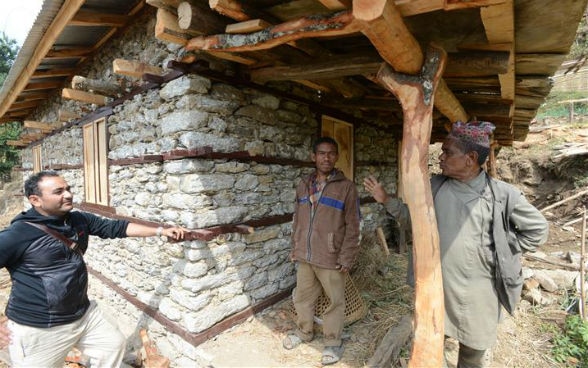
[0,0,43,45]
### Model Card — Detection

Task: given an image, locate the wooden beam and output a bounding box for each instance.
[176,1,228,34]
[186,11,360,52]
[23,81,63,91]
[250,55,381,83]
[353,0,467,122]
[20,132,45,142]
[6,140,28,147]
[58,109,81,122]
[62,88,109,106]
[481,1,515,102]
[24,120,62,132]
[113,59,164,78]
[209,0,251,22]
[32,68,77,78]
[250,51,509,83]
[45,47,94,58]
[353,0,422,74]
[376,44,446,368]
[316,0,351,10]
[69,9,129,27]
[9,100,40,111]
[146,0,182,14]
[188,3,467,123]
[155,8,190,45]
[15,92,49,102]
[226,19,273,34]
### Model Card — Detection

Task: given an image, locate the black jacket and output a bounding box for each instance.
[0,208,129,327]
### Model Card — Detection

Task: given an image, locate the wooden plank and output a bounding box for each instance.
[45,47,94,58]
[24,120,62,132]
[23,81,63,91]
[32,68,77,78]
[226,19,272,34]
[69,9,129,27]
[146,0,182,14]
[515,54,566,75]
[9,100,40,110]
[6,140,28,147]
[15,92,49,102]
[481,1,515,102]
[113,59,164,78]
[62,88,109,106]
[316,0,351,10]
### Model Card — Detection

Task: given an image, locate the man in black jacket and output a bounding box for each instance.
[0,170,186,367]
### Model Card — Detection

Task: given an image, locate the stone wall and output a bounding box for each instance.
[18,8,399,366]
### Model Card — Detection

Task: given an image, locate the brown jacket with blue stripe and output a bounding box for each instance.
[290,170,361,270]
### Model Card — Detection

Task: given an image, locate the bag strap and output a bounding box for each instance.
[25,221,79,252]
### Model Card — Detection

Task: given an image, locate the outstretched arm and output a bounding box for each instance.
[126,223,187,241]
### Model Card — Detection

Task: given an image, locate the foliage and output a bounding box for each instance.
[551,314,588,367]
[0,122,22,181]
[0,32,19,86]
[536,91,588,119]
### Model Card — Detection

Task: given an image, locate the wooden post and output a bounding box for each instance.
[376,44,446,367]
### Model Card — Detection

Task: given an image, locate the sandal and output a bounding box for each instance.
[283,334,303,350]
[321,345,344,365]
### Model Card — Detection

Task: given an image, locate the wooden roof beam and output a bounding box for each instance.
[250,51,509,83]
[24,120,62,132]
[62,88,109,106]
[6,140,28,147]
[113,59,164,79]
[45,47,94,58]
[187,4,468,123]
[353,0,467,123]
[32,68,77,78]
[0,0,85,120]
[69,9,129,27]
[209,0,330,58]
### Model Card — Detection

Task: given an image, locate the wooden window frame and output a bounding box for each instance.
[32,145,42,173]
[83,118,109,206]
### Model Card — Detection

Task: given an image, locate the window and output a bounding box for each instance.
[32,145,42,173]
[321,116,354,180]
[83,118,108,205]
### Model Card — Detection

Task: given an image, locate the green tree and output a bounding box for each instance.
[0,33,22,180]
[0,32,19,86]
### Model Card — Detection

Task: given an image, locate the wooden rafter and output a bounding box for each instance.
[62,88,109,106]
[69,9,129,27]
[24,120,62,132]
[188,2,467,123]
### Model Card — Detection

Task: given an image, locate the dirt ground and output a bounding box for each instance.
[0,122,587,367]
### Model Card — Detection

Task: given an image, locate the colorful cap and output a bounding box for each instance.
[449,120,495,147]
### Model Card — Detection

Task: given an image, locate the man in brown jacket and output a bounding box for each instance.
[283,136,361,366]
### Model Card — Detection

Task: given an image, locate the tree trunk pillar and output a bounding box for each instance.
[376,44,447,367]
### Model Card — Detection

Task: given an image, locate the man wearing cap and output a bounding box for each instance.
[364,121,549,367]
